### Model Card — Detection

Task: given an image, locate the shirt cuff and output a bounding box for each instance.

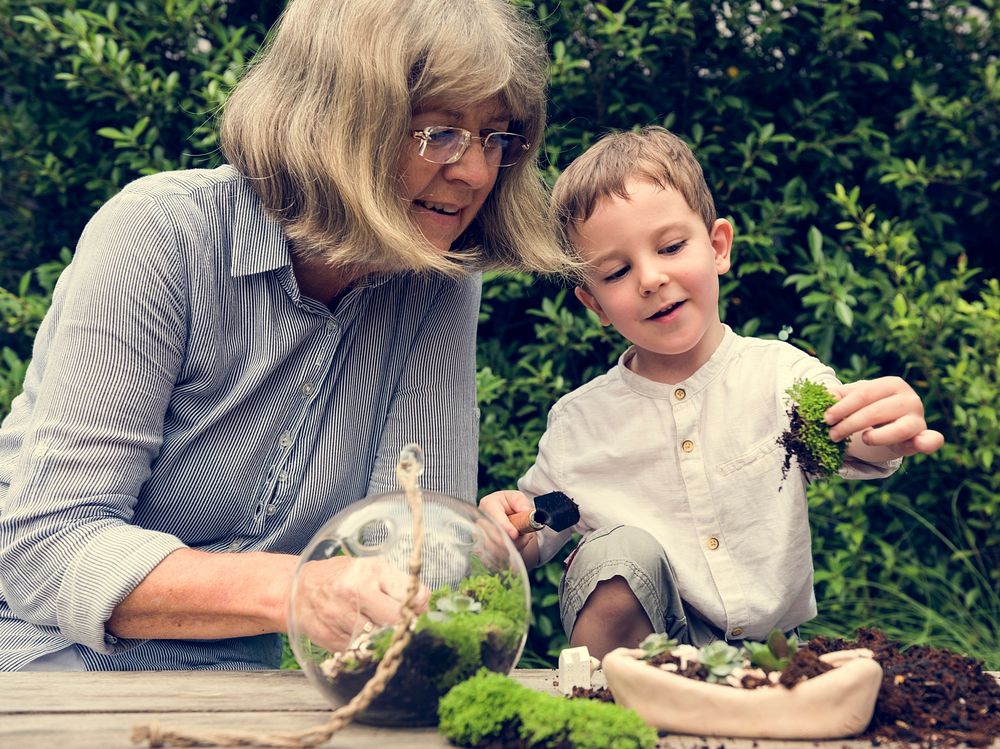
[838,455,903,480]
[56,525,186,654]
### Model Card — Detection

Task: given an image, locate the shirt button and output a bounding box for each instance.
[277,470,288,482]
[279,431,292,448]
[706,536,720,551]
[301,382,315,396]
[325,319,337,331]
[681,439,695,453]
[266,504,277,516]
[229,539,242,551]
[730,627,744,638]
[674,388,686,400]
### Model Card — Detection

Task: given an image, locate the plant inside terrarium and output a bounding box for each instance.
[778,378,848,482]
[289,474,532,727]
[315,562,528,725]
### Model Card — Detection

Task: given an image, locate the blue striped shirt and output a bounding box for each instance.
[0,166,480,670]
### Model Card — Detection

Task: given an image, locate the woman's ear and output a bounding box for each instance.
[710,219,734,275]
[574,285,611,326]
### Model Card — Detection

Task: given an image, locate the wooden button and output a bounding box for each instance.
[706,537,720,550]
[730,627,744,638]
[674,388,686,400]
[681,440,695,453]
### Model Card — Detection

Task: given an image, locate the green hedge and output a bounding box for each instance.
[2,0,997,668]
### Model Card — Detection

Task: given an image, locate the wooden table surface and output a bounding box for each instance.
[2,669,997,749]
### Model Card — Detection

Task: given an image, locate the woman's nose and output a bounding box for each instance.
[444,141,495,189]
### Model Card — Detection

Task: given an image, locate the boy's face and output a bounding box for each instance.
[572,179,733,381]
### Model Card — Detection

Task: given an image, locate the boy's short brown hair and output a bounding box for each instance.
[551,126,717,259]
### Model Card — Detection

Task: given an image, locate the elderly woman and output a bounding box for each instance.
[0,0,565,671]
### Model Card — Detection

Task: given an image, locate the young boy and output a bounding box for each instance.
[480,126,943,660]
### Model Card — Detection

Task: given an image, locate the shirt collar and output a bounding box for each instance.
[616,324,736,398]
[227,167,295,278]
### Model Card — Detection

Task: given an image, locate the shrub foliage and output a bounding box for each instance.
[1,0,997,668]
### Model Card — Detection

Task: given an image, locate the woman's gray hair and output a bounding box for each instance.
[220,0,567,276]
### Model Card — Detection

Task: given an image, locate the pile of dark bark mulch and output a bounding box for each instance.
[804,627,1000,747]
[572,629,1000,747]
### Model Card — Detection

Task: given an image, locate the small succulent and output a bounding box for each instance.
[699,640,745,683]
[426,593,482,622]
[745,628,799,673]
[638,633,678,660]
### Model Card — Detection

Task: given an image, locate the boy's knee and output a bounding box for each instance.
[582,575,646,618]
[573,524,663,569]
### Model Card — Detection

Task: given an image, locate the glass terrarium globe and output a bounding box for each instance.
[288,489,531,726]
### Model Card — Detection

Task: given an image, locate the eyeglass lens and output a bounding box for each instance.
[420,127,527,166]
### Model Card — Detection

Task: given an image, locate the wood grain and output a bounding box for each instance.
[2,669,997,749]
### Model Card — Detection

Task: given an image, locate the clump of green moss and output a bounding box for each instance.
[438,670,657,749]
[778,379,848,480]
[323,568,528,725]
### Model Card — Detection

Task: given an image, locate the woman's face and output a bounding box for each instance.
[398,98,511,252]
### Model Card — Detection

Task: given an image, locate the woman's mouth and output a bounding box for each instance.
[414,199,460,216]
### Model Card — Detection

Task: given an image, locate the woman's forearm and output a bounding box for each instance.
[106,548,298,640]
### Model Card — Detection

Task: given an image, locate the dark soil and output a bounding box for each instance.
[778,407,825,480]
[778,647,833,687]
[570,684,615,702]
[572,629,1000,747]
[325,629,518,727]
[641,645,832,689]
[804,628,1000,747]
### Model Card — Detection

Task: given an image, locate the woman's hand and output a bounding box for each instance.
[825,376,945,459]
[479,490,540,567]
[290,556,429,653]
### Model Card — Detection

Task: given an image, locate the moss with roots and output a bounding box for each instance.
[778,379,848,480]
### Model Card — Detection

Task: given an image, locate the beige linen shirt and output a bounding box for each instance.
[519,327,900,641]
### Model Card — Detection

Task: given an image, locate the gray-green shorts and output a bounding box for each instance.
[558,524,724,646]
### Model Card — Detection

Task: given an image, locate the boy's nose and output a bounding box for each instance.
[639,268,670,295]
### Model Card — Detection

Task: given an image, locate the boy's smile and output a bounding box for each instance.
[572,179,733,383]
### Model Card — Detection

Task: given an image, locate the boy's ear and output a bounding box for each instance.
[710,218,734,275]
[574,285,611,326]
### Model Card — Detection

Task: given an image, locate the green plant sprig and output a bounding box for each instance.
[780,379,848,478]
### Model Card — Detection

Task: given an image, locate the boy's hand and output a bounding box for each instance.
[824,376,944,458]
[479,490,538,559]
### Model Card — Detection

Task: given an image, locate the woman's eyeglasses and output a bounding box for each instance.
[411,126,529,167]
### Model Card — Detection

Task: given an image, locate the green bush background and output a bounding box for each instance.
[2,0,997,669]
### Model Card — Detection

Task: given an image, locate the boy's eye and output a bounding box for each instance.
[602,266,629,282]
[659,241,686,255]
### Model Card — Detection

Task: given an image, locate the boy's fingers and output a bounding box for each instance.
[857,413,926,447]
[827,391,924,441]
[824,376,916,426]
[911,429,945,455]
